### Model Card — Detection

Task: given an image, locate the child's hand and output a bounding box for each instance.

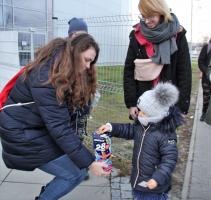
[98,124,111,133]
[146,179,158,189]
[89,161,111,176]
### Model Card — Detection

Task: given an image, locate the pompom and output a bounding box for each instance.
[154,82,179,107]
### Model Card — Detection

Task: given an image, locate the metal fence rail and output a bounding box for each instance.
[0,14,200,174]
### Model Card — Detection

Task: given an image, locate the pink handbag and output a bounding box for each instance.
[134,59,163,81]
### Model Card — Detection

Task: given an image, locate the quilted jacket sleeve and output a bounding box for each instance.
[175,32,192,114]
[124,31,139,108]
[198,44,208,74]
[29,66,94,169]
[151,132,178,186]
[111,123,135,139]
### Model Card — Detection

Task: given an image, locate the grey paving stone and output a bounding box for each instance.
[122,199,133,200]
[189,187,211,200]
[0,146,11,181]
[182,86,211,200]
[61,185,111,200]
[111,182,120,189]
[111,168,121,177]
[80,172,110,186]
[120,183,132,191]
[0,181,42,200]
[121,190,133,199]
[111,177,121,183]
[4,169,53,184]
[121,176,130,183]
[170,197,180,200]
[111,189,121,198]
[112,198,122,200]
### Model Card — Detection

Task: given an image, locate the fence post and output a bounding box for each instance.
[29,27,35,61]
[52,16,58,38]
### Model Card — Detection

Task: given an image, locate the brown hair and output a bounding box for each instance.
[138,0,172,23]
[24,34,99,110]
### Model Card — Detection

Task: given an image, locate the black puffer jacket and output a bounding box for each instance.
[124,27,192,114]
[110,119,178,193]
[0,63,94,171]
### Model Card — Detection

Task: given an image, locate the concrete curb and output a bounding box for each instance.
[181,83,201,200]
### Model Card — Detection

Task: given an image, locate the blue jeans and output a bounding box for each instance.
[38,154,87,200]
[133,191,168,200]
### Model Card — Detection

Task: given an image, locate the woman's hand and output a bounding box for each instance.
[98,124,111,133]
[147,179,158,189]
[129,107,139,120]
[89,161,111,176]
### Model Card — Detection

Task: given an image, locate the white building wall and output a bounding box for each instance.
[0,65,20,90]
[0,31,20,90]
[0,31,19,66]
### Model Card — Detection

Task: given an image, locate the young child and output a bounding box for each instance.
[98,82,183,200]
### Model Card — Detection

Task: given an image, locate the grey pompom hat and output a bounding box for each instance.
[137,82,179,125]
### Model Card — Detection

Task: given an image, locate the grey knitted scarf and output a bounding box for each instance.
[140,13,180,65]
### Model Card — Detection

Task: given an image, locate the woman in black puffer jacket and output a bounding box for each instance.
[0,34,110,200]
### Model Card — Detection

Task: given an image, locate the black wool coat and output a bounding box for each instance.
[198,43,211,83]
[124,27,192,114]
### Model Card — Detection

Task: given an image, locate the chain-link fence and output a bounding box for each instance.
[63,16,139,168]
[0,15,140,173]
[3,14,201,175]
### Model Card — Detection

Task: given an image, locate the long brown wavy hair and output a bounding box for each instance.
[24,34,99,110]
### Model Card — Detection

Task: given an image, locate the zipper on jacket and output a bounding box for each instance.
[133,124,151,188]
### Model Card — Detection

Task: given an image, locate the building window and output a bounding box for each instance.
[33,33,45,50]
[19,52,31,66]
[14,8,46,28]
[18,32,31,51]
[18,32,45,66]
[0,0,47,30]
[13,0,46,29]
[3,0,12,6]
[13,0,46,11]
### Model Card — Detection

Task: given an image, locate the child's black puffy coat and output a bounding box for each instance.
[110,122,178,194]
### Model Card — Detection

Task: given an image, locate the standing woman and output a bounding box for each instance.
[124,0,192,120]
[0,34,110,200]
